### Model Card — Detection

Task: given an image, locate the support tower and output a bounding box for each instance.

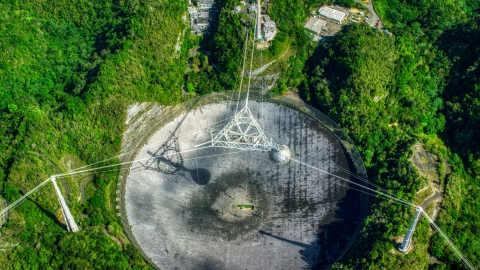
[398,206,423,253]
[52,176,80,232]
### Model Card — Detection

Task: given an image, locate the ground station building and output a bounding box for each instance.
[318,6,347,23]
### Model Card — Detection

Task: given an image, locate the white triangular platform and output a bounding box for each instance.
[211,105,274,151]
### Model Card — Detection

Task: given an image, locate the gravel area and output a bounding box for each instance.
[413,151,436,171]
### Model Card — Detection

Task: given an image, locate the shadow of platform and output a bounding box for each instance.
[139,99,211,185]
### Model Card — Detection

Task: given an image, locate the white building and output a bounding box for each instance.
[318,6,347,23]
[304,17,326,35]
[199,0,214,9]
[188,6,198,20]
[189,0,215,35]
[197,12,210,26]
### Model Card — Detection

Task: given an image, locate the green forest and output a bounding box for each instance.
[1,0,479,269]
[304,0,480,268]
[0,0,190,268]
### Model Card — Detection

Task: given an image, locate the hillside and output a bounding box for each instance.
[304,1,480,268]
[0,0,189,268]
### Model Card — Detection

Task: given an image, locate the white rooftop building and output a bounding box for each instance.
[197,12,210,26]
[318,6,347,23]
[199,0,214,9]
[304,17,326,35]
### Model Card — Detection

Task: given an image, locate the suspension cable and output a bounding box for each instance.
[235,24,251,114]
[245,13,257,107]
[290,157,416,207]
[422,210,477,270]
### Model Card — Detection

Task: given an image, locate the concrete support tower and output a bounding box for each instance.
[256,0,262,40]
[398,206,423,253]
[52,176,80,232]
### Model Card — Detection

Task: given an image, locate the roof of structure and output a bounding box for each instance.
[198,12,210,18]
[318,6,347,22]
[304,17,327,34]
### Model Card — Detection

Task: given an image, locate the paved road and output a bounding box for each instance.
[421,189,442,209]
[81,176,93,204]
[422,161,449,209]
[354,0,379,27]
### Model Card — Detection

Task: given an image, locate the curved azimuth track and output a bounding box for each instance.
[0,17,477,270]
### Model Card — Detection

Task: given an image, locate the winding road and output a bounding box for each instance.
[422,160,450,210]
[81,176,93,204]
[421,189,442,209]
[354,0,380,27]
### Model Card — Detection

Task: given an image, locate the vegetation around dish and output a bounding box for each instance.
[305,1,480,268]
[0,0,189,268]
[0,0,479,269]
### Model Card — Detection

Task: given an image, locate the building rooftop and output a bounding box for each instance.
[197,17,209,25]
[318,6,347,22]
[199,0,214,9]
[198,12,210,18]
[199,0,214,5]
[304,17,327,34]
[188,0,215,35]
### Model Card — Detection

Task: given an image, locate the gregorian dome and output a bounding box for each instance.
[270,144,291,164]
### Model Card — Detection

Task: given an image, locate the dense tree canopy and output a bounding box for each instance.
[307,24,430,268]
[0,0,188,268]
[430,14,480,268]
[303,1,480,268]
